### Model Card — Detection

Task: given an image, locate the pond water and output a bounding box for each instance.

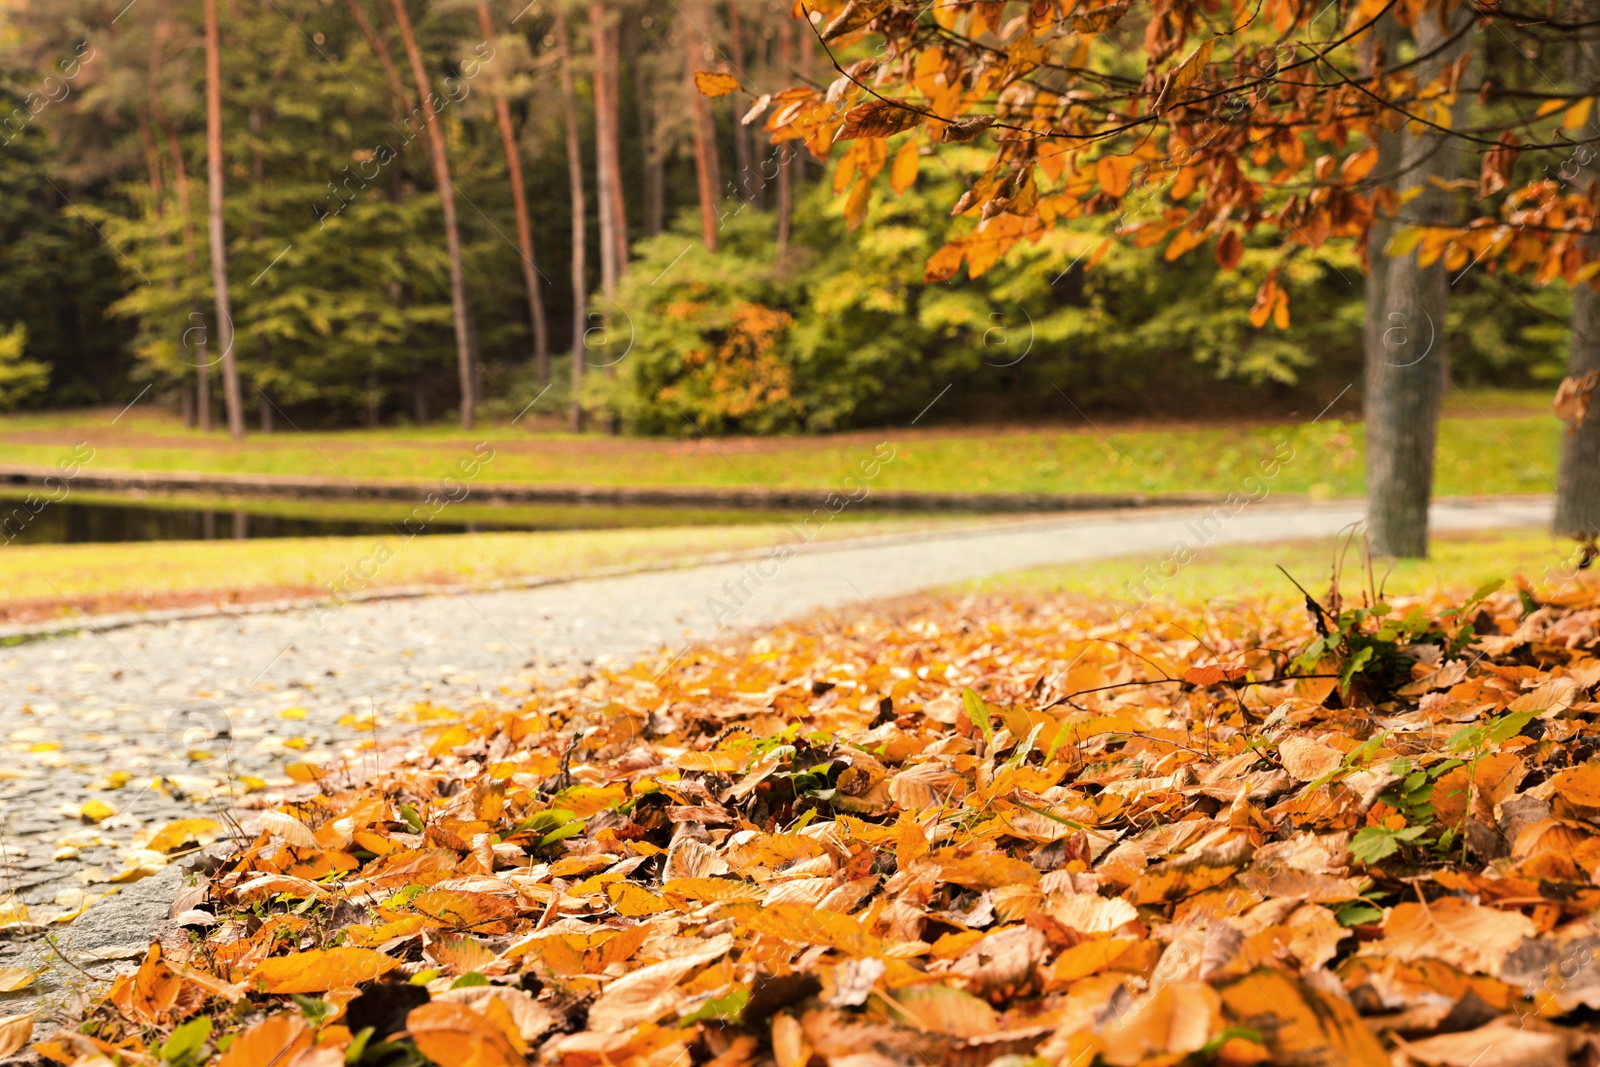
[0,492,827,545]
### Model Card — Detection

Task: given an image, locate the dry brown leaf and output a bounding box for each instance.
[1393,1017,1579,1067]
[0,968,36,993]
[1278,736,1342,781]
[0,1015,30,1058]
[258,810,319,849]
[586,934,733,1032]
[1364,899,1535,976]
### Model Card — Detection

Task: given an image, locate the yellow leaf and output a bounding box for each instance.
[78,799,115,823]
[0,896,29,927]
[890,139,920,195]
[249,947,400,993]
[284,761,326,783]
[144,818,223,855]
[607,882,671,917]
[280,706,308,720]
[661,877,765,905]
[0,1015,31,1058]
[1163,39,1215,101]
[0,968,36,992]
[1536,97,1569,118]
[844,179,873,231]
[694,70,741,99]
[1565,97,1593,131]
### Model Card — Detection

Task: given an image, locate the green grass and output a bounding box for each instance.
[0,391,1561,499]
[0,515,955,623]
[974,528,1583,616]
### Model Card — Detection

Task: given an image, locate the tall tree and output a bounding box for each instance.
[589,2,627,294]
[726,1,754,206]
[633,21,664,237]
[1363,10,1474,557]
[1557,1,1600,538]
[149,8,208,430]
[602,6,628,279]
[773,9,793,257]
[387,0,479,429]
[556,4,587,431]
[477,1,550,384]
[589,3,618,295]
[685,1,721,251]
[204,0,244,439]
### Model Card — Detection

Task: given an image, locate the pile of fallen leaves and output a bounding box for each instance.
[19,566,1600,1067]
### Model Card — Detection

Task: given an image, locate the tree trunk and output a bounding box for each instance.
[557,7,588,432]
[1363,10,1472,557]
[388,0,478,430]
[603,9,628,277]
[726,1,754,206]
[204,0,245,440]
[477,2,550,384]
[589,3,618,296]
[686,2,721,251]
[150,8,210,432]
[775,11,794,256]
[635,40,663,237]
[1557,0,1600,537]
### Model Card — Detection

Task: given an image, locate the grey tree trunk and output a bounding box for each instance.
[204,0,244,440]
[556,8,588,432]
[1364,10,1472,557]
[1556,0,1600,537]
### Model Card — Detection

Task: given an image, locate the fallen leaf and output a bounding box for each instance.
[249,948,400,993]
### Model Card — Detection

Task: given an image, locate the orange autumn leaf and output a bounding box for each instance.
[249,947,400,994]
[406,1001,525,1067]
[693,71,740,99]
[215,1012,312,1067]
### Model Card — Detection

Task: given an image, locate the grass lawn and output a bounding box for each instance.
[0,388,1561,499]
[0,515,955,628]
[976,527,1588,616]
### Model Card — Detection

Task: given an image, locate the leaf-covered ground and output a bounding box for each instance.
[15,562,1600,1066]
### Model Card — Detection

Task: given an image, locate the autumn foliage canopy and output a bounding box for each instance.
[721,0,1600,325]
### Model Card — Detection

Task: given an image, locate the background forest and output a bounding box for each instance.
[0,0,1570,435]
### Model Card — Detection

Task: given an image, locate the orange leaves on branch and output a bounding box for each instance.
[890,139,919,195]
[1214,229,1244,271]
[692,71,741,99]
[1096,155,1137,198]
[835,99,923,142]
[1248,272,1290,329]
[821,0,892,41]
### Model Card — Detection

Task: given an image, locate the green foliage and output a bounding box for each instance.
[0,324,48,410]
[593,147,1376,433]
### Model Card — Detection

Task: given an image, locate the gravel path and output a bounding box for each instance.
[0,497,1550,1007]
